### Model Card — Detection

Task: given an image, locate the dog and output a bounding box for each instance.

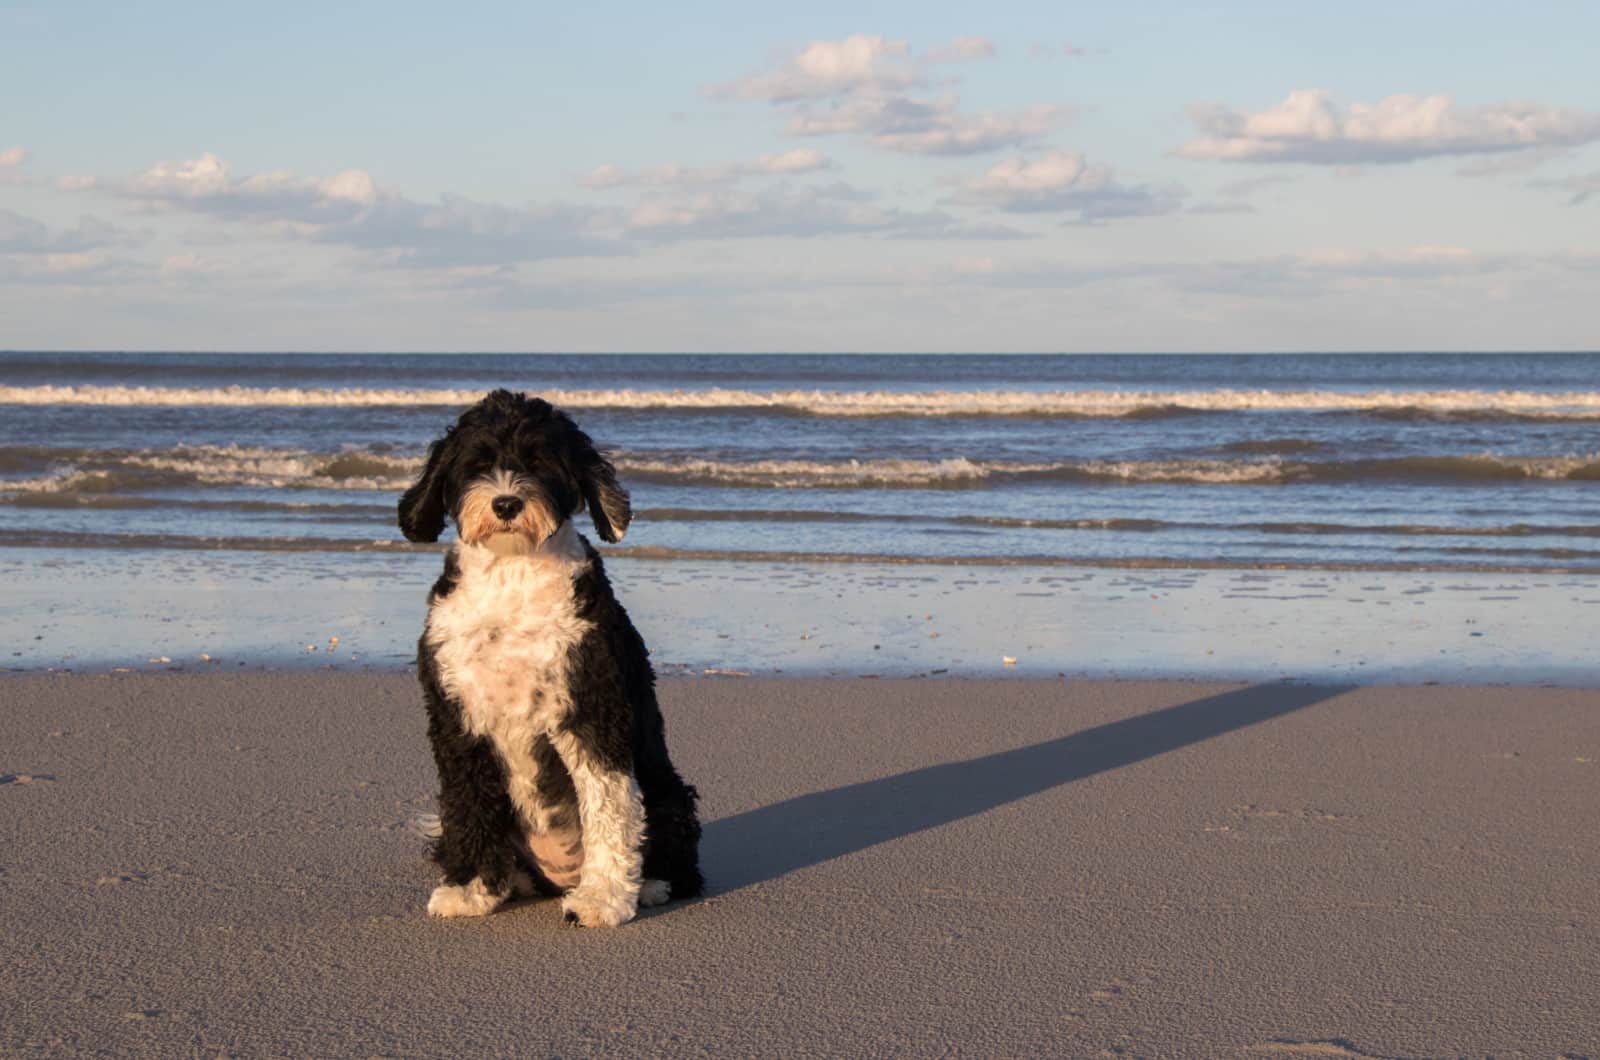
[398,389,702,926]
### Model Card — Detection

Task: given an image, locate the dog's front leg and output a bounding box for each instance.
[426,729,534,918]
[548,727,644,927]
[421,653,530,918]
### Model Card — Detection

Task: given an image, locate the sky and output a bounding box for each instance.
[3,1,1599,353]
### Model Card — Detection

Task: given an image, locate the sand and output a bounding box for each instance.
[2,674,1597,1056]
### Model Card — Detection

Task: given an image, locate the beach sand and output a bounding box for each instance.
[2,674,1597,1055]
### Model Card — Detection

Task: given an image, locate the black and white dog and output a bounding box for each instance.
[398,389,702,926]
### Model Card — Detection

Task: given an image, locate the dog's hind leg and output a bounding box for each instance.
[635,712,705,902]
[547,727,644,927]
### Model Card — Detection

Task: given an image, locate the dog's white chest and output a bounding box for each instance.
[425,536,593,739]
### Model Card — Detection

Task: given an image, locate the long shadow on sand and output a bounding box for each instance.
[702,682,1351,893]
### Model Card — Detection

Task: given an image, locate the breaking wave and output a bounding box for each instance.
[5,384,1600,419]
[4,444,1599,495]
[622,453,1600,488]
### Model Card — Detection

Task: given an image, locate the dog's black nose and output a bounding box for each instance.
[491,495,523,520]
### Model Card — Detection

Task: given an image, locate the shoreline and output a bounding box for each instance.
[5,548,1598,685]
[4,673,1597,1055]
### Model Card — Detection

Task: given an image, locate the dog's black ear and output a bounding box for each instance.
[573,429,631,543]
[398,430,456,543]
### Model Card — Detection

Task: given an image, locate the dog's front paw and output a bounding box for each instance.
[638,879,672,908]
[560,885,637,928]
[427,878,503,918]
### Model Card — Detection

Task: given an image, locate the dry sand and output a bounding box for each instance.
[2,674,1597,1056]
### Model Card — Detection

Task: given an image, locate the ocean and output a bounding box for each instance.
[3,351,1598,680]
[5,351,1600,570]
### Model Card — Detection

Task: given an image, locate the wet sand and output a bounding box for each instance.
[2,674,1597,1055]
[7,548,1600,685]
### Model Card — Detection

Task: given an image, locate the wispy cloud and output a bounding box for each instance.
[583,149,833,188]
[1530,169,1600,205]
[787,96,1065,156]
[1456,147,1574,177]
[88,153,622,266]
[1186,173,1298,215]
[1029,41,1101,60]
[625,180,1029,241]
[925,36,996,63]
[1177,89,1600,164]
[0,209,136,254]
[1215,174,1299,198]
[951,150,1183,222]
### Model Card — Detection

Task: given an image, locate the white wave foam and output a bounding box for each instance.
[0,444,422,494]
[5,384,1600,417]
[3,445,1595,496]
[621,456,1004,487]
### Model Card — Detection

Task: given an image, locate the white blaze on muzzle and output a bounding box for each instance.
[457,469,560,545]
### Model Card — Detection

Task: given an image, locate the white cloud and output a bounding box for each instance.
[96,153,621,266]
[582,149,833,188]
[1177,89,1600,164]
[952,150,1183,221]
[120,152,380,222]
[709,35,917,103]
[625,180,1028,241]
[711,35,1066,156]
[787,96,1066,156]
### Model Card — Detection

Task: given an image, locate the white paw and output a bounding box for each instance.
[638,879,671,908]
[427,878,503,918]
[560,885,637,928]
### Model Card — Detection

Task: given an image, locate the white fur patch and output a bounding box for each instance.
[426,521,646,925]
[427,523,593,861]
[427,877,503,918]
[638,879,671,908]
[550,727,645,928]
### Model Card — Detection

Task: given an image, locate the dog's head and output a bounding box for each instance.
[398,389,631,546]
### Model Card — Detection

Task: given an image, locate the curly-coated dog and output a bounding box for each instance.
[398,389,702,926]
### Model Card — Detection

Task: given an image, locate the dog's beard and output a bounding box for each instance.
[457,473,560,549]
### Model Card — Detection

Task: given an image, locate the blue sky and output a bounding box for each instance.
[3,1,1598,351]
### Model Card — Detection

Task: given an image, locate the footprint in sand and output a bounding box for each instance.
[0,772,57,785]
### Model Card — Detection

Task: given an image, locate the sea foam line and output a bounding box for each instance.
[4,445,1599,493]
[4,384,1600,418]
